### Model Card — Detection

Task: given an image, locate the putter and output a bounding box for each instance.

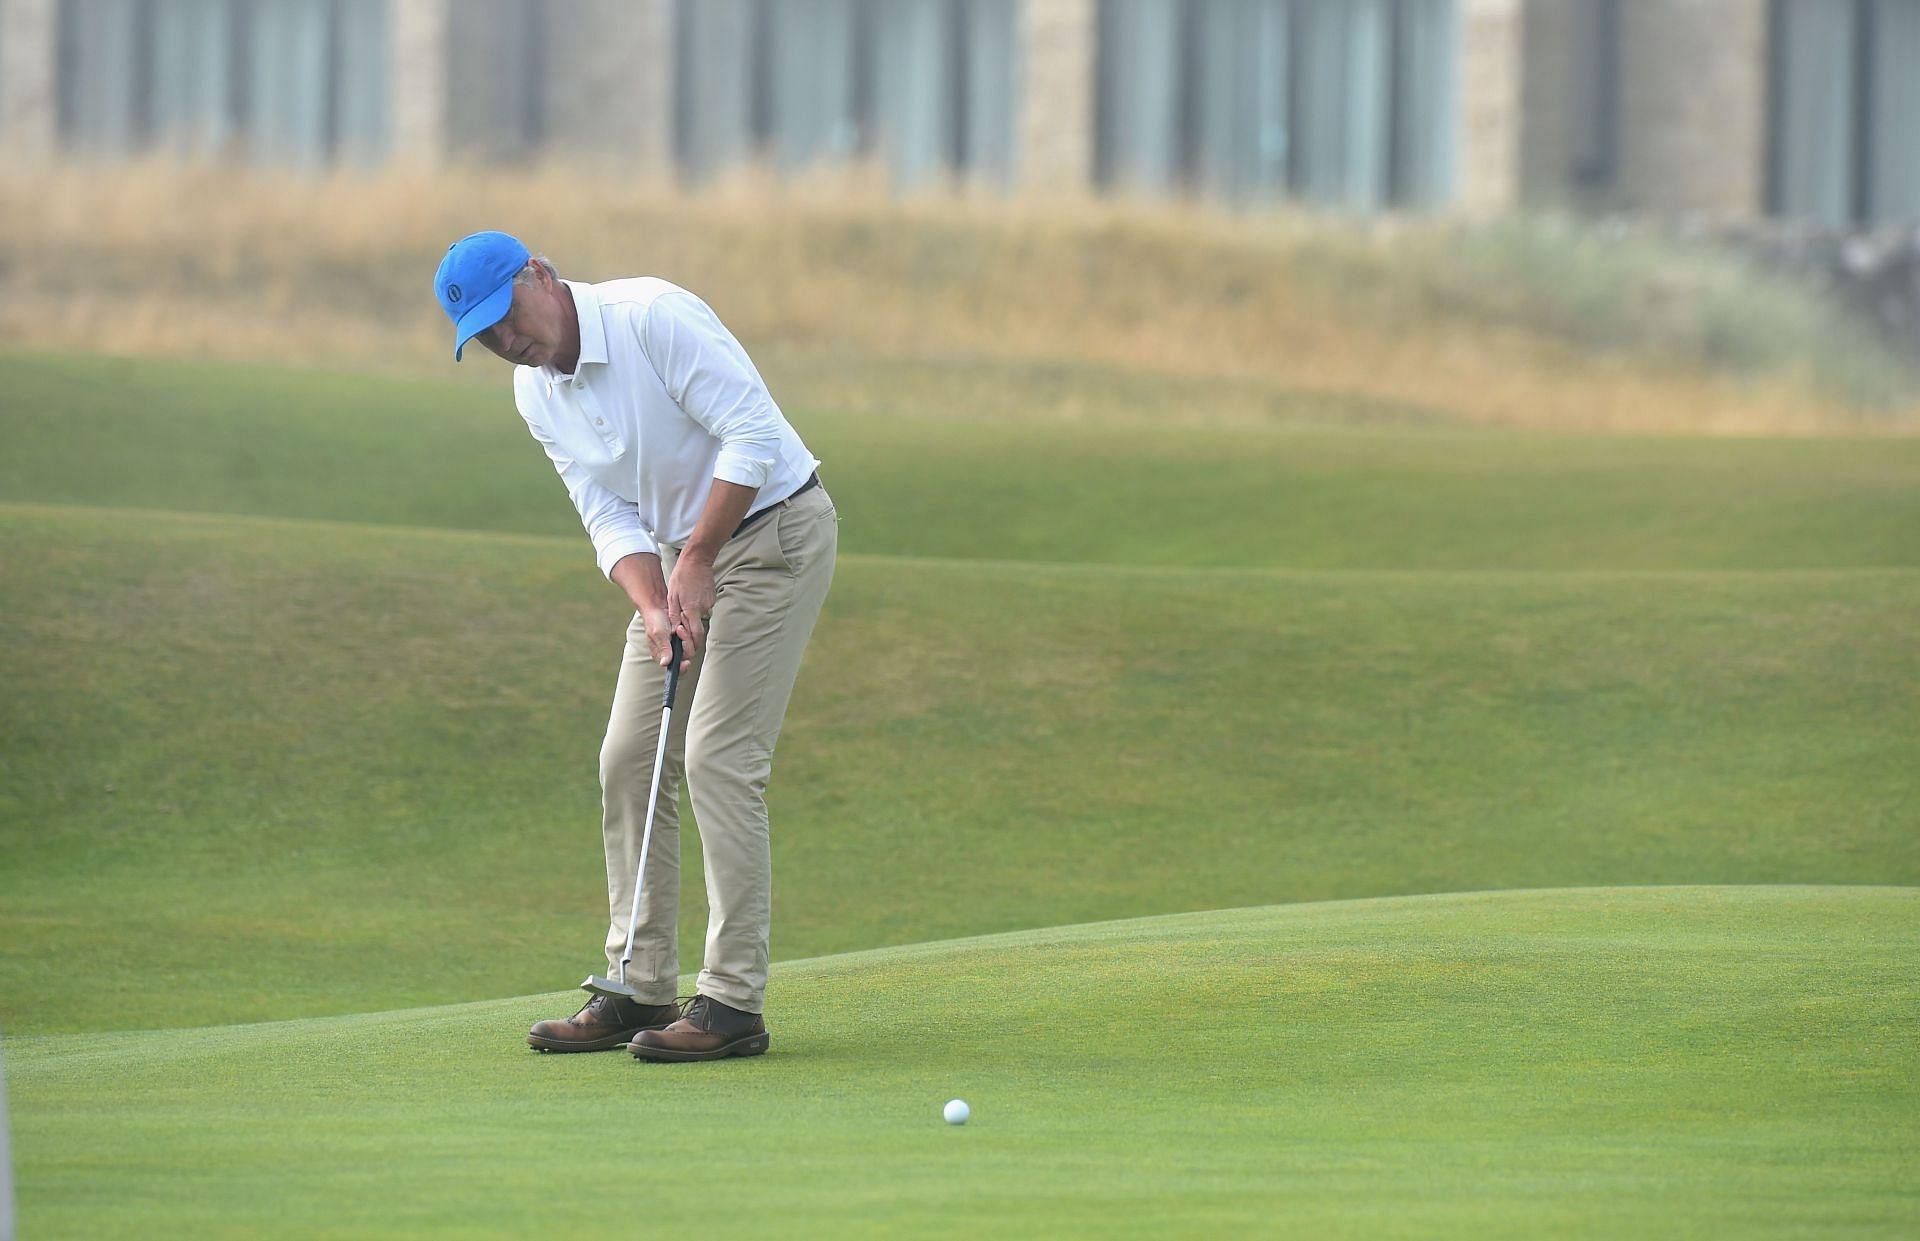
[582,633,684,1002]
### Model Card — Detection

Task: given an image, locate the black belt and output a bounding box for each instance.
[732,471,820,539]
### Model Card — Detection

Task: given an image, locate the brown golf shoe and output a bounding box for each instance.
[628,994,770,1062]
[527,993,680,1053]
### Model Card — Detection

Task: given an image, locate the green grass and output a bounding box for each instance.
[10,888,1917,1239]
[5,348,1920,571]
[2,348,1916,1235]
[3,501,1914,1036]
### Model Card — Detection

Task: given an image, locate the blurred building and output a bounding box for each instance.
[1,0,1915,227]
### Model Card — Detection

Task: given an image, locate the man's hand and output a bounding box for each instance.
[665,478,758,671]
[641,606,679,671]
[666,557,715,668]
[607,552,687,671]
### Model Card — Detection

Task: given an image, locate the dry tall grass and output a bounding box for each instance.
[2,160,1912,434]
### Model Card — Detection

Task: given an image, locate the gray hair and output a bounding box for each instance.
[512,256,560,286]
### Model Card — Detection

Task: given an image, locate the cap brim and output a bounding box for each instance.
[452,280,516,360]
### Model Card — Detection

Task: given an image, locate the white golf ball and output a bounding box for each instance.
[943,1098,970,1125]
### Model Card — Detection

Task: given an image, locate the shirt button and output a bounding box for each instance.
[596,418,606,426]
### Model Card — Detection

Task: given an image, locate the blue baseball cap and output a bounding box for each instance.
[435,231,531,360]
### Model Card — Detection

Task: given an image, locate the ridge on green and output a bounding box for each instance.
[5,348,1920,571]
[12,888,1918,1240]
[3,502,1915,1035]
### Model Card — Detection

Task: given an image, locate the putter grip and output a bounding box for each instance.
[663,635,683,709]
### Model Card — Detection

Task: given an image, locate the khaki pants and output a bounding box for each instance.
[598,484,837,1014]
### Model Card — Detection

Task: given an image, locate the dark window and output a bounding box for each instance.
[1767,0,1920,226]
[1096,0,1457,209]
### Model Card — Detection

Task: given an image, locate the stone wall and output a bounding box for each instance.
[542,0,672,175]
[1457,0,1526,214]
[389,0,449,165]
[1516,0,1579,204]
[0,0,56,160]
[1509,0,1771,217]
[0,0,1846,232]
[1612,0,1768,216]
[1017,0,1096,195]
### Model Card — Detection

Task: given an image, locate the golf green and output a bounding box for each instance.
[10,888,1915,1238]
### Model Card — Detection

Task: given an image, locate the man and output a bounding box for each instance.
[434,231,836,1061]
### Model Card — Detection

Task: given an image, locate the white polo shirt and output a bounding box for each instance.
[512,278,820,578]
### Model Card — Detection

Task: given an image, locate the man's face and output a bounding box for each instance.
[475,263,566,367]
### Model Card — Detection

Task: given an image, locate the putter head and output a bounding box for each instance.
[580,974,639,1001]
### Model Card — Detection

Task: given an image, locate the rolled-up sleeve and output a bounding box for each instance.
[640,292,781,490]
[519,407,658,577]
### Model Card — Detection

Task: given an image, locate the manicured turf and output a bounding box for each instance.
[6,348,1920,571]
[3,502,1914,1035]
[10,888,1917,1239]
[2,349,1915,1234]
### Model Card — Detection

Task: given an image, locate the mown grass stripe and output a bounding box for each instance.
[7,350,1920,573]
[9,501,1920,582]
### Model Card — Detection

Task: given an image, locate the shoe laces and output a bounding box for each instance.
[676,994,709,1026]
[584,993,658,1021]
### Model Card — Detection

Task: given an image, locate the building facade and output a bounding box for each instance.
[1,0,1915,227]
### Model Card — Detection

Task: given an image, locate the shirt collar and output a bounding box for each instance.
[553,279,608,377]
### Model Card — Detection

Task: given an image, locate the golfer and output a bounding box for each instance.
[434,232,836,1061]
